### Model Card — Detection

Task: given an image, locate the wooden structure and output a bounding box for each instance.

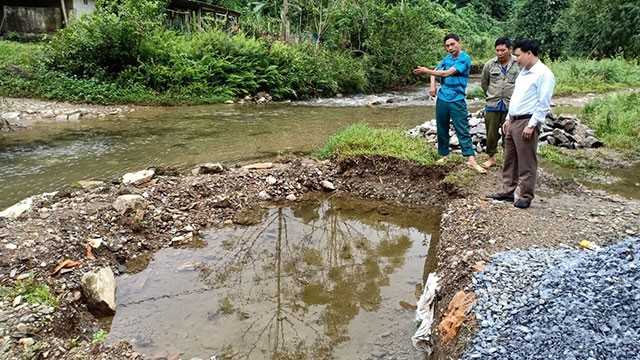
[0,0,239,35]
[166,0,240,33]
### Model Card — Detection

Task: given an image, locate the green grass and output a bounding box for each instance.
[580,92,640,155]
[538,145,599,169]
[0,41,40,66]
[0,274,60,308]
[313,123,439,164]
[550,58,640,96]
[91,329,108,344]
[466,86,485,100]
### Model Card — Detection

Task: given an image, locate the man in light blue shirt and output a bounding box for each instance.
[413,33,486,174]
[487,39,556,209]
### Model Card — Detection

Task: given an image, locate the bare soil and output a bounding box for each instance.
[1,98,639,360]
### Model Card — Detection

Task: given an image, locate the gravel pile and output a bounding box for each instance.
[462,237,640,360]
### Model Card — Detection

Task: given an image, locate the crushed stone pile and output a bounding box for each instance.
[463,237,640,360]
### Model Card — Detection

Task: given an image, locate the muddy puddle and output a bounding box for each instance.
[107,195,441,359]
[542,161,640,200]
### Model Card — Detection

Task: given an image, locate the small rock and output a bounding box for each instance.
[122,169,155,185]
[78,180,105,189]
[266,175,277,185]
[41,110,55,118]
[258,191,272,200]
[320,180,335,191]
[19,337,35,347]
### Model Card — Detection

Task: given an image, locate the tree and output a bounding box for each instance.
[507,0,570,60]
[563,0,640,58]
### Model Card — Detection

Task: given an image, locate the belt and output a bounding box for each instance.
[510,114,532,121]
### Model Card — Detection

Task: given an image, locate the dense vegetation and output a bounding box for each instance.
[0,0,639,107]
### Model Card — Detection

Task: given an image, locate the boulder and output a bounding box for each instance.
[81,267,116,316]
[552,129,570,144]
[585,136,604,148]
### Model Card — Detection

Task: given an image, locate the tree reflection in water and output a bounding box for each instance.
[110,195,439,359]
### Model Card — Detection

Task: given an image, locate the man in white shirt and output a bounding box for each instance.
[486,39,556,209]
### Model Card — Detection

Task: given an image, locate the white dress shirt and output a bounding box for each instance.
[508,60,556,128]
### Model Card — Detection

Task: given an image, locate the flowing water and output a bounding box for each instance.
[107,195,442,359]
[3,86,634,210]
[0,90,442,210]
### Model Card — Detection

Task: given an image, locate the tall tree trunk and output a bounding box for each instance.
[283,0,291,43]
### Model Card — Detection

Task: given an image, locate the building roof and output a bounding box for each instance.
[168,0,240,17]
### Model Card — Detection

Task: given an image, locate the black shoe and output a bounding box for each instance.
[514,199,531,209]
[486,193,515,202]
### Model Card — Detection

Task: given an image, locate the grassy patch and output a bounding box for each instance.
[551,58,640,96]
[538,146,577,167]
[313,123,439,164]
[441,167,478,188]
[0,274,59,308]
[0,41,40,66]
[91,329,108,344]
[466,86,485,100]
[453,321,476,355]
[581,92,640,155]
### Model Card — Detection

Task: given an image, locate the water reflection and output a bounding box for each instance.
[108,196,441,359]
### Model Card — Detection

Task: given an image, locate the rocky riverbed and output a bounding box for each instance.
[0,97,139,131]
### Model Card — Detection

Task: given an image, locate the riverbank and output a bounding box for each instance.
[1,151,639,359]
[0,97,141,130]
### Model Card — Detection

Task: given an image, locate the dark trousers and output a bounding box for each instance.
[502,119,538,201]
[435,98,474,157]
[484,110,507,156]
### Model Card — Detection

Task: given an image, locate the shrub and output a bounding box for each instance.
[550,58,640,96]
[582,92,640,155]
[40,0,166,79]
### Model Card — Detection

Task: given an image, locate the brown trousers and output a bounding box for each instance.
[502,119,539,201]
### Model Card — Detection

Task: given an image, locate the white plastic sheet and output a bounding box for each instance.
[412,272,440,354]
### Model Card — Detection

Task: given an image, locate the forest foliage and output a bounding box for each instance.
[0,0,639,104]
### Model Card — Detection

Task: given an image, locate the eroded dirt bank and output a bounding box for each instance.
[1,154,639,359]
